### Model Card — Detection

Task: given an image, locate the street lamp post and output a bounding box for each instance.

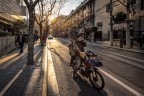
[126,5,131,48]
[110,0,113,46]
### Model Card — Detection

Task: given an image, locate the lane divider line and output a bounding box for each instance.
[57,39,144,70]
[57,38,144,63]
[0,64,26,96]
[93,47,144,63]
[0,47,41,70]
[0,53,27,69]
[98,68,143,96]
[0,45,42,96]
[57,40,144,96]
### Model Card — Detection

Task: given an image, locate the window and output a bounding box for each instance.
[142,0,144,10]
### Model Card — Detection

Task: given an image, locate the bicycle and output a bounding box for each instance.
[72,51,105,90]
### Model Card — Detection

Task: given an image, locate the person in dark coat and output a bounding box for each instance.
[16,32,25,54]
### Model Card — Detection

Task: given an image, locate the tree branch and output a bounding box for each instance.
[32,0,41,8]
[24,0,30,9]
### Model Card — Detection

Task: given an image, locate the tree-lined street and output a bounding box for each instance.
[1,0,144,96]
[0,38,144,96]
[47,38,144,96]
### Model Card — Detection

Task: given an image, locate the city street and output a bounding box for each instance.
[0,38,144,96]
[48,38,144,96]
[1,0,144,96]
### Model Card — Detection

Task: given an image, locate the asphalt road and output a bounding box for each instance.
[48,38,144,96]
[0,43,43,96]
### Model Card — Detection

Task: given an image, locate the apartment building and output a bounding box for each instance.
[95,0,144,42]
[0,0,26,32]
[63,0,96,41]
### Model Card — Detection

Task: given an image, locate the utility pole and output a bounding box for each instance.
[110,0,113,46]
[126,5,131,48]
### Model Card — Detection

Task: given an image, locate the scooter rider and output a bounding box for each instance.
[73,34,86,76]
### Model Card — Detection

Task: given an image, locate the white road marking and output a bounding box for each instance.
[93,46,144,63]
[57,38,144,63]
[0,53,27,69]
[35,57,41,67]
[57,40,144,96]
[0,49,41,70]
[57,39,144,70]
[34,50,41,58]
[0,43,42,95]
[96,51,144,70]
[0,64,26,96]
[98,68,144,96]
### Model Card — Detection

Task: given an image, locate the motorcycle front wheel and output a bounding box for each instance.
[89,68,104,90]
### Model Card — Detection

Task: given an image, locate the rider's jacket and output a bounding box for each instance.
[75,40,86,55]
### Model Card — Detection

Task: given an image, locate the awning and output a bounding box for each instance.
[0,13,15,23]
[0,13,25,24]
[10,15,25,20]
[0,19,8,24]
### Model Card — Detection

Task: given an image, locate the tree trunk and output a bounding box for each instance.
[39,24,43,46]
[27,10,35,65]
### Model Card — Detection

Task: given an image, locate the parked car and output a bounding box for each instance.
[48,35,53,39]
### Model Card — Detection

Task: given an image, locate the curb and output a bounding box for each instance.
[42,46,48,96]
[42,40,60,96]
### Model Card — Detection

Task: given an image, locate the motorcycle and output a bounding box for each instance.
[72,51,105,90]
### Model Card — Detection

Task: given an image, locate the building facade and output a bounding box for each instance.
[63,0,96,41]
[95,0,144,46]
[63,0,144,46]
[0,0,26,32]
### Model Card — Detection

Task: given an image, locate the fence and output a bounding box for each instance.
[0,36,16,56]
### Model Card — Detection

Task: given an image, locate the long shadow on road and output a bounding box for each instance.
[49,46,108,96]
[73,75,108,96]
[2,45,43,96]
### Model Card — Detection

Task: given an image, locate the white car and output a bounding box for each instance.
[48,35,53,39]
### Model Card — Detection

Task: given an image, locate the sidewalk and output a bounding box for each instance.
[57,37,144,54]
[0,43,44,96]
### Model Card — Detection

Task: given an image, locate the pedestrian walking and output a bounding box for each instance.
[16,31,25,54]
[34,33,38,43]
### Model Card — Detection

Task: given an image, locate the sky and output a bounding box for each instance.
[33,0,84,21]
[59,0,84,15]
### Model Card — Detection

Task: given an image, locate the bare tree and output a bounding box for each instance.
[35,0,67,45]
[24,0,40,65]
